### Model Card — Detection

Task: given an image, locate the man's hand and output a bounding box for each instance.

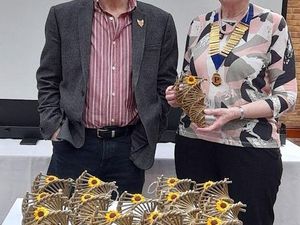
[51,127,61,141]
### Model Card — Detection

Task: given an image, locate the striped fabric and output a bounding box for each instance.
[84,0,138,128]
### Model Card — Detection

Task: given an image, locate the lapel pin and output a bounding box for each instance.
[137,19,144,28]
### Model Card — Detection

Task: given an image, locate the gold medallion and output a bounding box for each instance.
[212,72,222,86]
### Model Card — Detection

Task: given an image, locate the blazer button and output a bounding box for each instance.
[81,91,85,97]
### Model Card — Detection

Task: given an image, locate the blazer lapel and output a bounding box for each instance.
[78,0,94,85]
[131,6,146,90]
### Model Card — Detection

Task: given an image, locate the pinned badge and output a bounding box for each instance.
[137,19,144,28]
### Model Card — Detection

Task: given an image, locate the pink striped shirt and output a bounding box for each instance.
[84,0,138,128]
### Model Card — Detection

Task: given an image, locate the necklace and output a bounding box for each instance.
[218,6,249,35]
[209,4,253,86]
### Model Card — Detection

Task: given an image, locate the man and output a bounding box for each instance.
[36,0,178,194]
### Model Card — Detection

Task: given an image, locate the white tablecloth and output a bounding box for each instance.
[1,139,300,225]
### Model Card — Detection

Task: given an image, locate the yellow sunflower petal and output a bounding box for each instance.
[204,181,215,190]
[148,211,161,222]
[34,207,49,221]
[184,75,197,85]
[45,175,58,183]
[88,176,102,188]
[36,192,49,201]
[166,192,179,202]
[81,193,94,203]
[166,177,178,187]
[216,199,230,212]
[131,194,145,203]
[105,210,121,223]
[207,217,222,225]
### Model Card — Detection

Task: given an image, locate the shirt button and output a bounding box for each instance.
[112,66,116,70]
[112,41,116,45]
[112,92,115,96]
[109,17,114,21]
[111,119,115,122]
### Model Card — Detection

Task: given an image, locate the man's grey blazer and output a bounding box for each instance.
[36,0,178,170]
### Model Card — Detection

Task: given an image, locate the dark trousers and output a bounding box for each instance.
[175,135,283,225]
[47,130,145,195]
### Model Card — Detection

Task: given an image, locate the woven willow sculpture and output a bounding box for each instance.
[22,205,71,225]
[22,172,245,225]
[196,178,234,208]
[173,75,206,128]
[22,191,68,215]
[74,170,118,196]
[70,195,112,225]
[31,173,74,197]
[149,175,196,199]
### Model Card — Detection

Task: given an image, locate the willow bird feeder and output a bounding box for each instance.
[173,75,207,128]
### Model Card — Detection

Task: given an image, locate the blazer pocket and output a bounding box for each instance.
[130,123,148,154]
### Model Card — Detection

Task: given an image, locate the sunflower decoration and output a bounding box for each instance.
[131,194,145,204]
[74,170,117,194]
[89,210,138,225]
[196,178,233,207]
[168,191,200,213]
[36,192,49,201]
[173,74,207,128]
[184,75,197,86]
[87,182,118,198]
[203,198,246,223]
[198,210,244,225]
[104,210,121,223]
[206,217,223,225]
[150,211,185,225]
[88,176,102,188]
[157,190,180,211]
[117,192,151,214]
[45,175,59,183]
[68,189,112,213]
[22,192,48,215]
[31,173,74,197]
[149,175,196,199]
[22,191,66,216]
[22,205,70,225]
[80,193,95,203]
[147,211,161,223]
[34,206,49,221]
[166,191,180,203]
[203,181,215,190]
[37,179,74,198]
[70,195,112,225]
[31,173,57,192]
[215,199,231,212]
[166,177,179,187]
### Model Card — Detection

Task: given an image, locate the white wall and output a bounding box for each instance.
[0,0,283,100]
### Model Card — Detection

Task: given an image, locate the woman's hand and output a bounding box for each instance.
[197,107,241,132]
[165,85,179,108]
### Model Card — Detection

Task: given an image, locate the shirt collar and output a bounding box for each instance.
[94,0,137,13]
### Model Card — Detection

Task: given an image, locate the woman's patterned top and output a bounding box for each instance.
[178,3,297,148]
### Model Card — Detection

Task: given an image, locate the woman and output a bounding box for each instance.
[166,0,297,224]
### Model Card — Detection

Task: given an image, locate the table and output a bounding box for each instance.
[1,140,300,225]
[0,139,52,224]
